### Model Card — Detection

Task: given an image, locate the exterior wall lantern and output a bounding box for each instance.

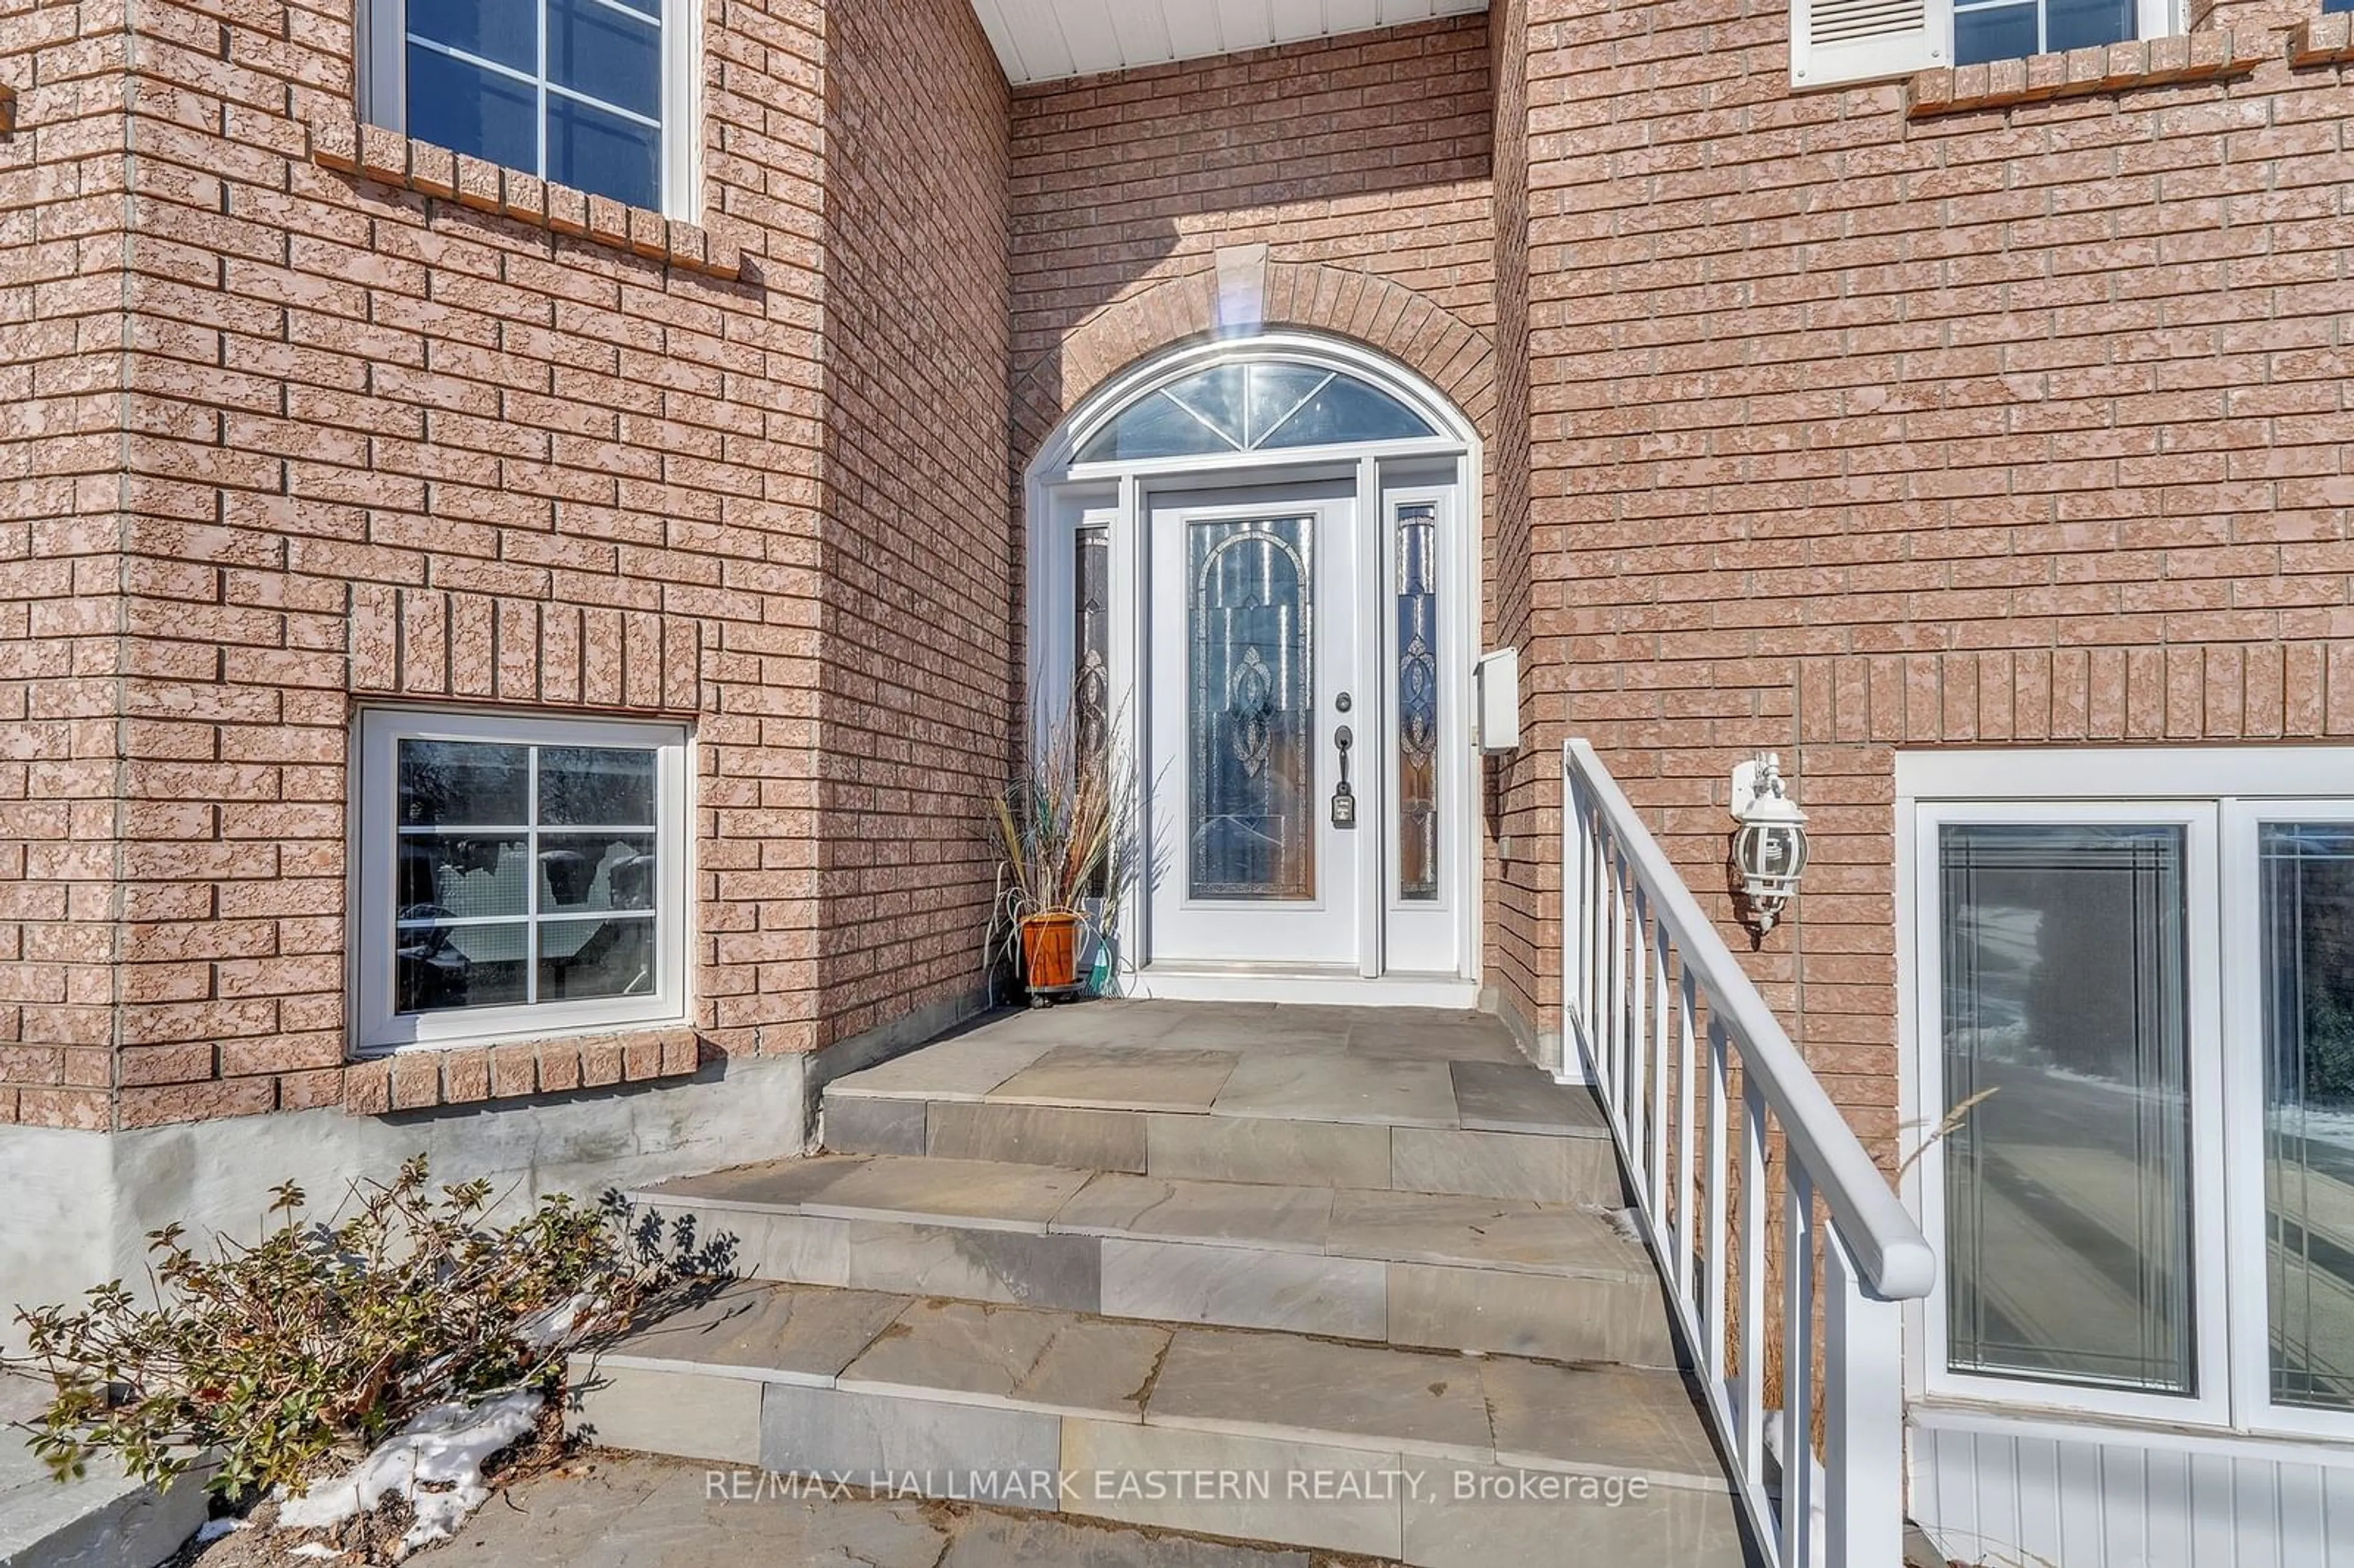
[1729,752,1808,935]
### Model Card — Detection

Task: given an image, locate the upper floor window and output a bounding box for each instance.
[1952,0,2168,66]
[354,708,691,1052]
[360,0,695,215]
[1791,0,2176,86]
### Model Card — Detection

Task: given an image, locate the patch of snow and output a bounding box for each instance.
[2278,1103,2354,1154]
[517,1290,601,1351]
[1726,1376,1828,1568]
[1577,1202,1644,1244]
[194,1518,245,1543]
[288,1546,343,1560]
[277,1390,543,1555]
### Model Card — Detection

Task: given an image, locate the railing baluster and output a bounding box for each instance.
[1676,964,1699,1296]
[1824,1230,1903,1568]
[1779,1166,1817,1568]
[1560,784,1582,1075]
[1583,814,1604,1068]
[1737,1070,1766,1494]
[1704,1017,1731,1390]
[1648,915,1670,1220]
[1626,885,1650,1192]
[1601,843,1619,1111]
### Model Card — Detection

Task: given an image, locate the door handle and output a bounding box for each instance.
[1331,723,1357,829]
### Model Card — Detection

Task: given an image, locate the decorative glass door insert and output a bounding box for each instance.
[1187,516,1315,900]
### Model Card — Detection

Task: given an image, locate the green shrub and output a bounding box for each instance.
[8,1156,731,1500]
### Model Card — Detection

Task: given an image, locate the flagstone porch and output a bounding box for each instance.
[573,1001,1754,1564]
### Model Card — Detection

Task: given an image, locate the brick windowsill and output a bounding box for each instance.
[343,1027,703,1116]
[2289,13,2354,66]
[308,116,746,283]
[1906,30,2271,116]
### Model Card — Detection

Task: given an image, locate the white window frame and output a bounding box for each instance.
[357,0,699,220]
[1899,747,2354,1442]
[1949,0,2174,66]
[352,707,692,1054]
[2223,797,2354,1442]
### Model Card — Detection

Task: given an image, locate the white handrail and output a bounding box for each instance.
[1561,739,1933,1568]
[1566,740,1935,1298]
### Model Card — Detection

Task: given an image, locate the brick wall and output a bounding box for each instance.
[813,0,1011,1047]
[1008,17,1498,420]
[1514,0,2354,1157]
[1486,0,1544,1046]
[1,0,1011,1128]
[0,0,131,1130]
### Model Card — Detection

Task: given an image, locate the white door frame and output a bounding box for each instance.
[1023,332,1484,1007]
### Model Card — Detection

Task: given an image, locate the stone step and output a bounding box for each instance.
[819,1018,1621,1206]
[572,1280,1748,1567]
[626,1154,1677,1367]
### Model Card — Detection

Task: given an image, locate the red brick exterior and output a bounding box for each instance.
[1486,0,1540,1046]
[1007,15,1500,468]
[1,0,132,1131]
[817,0,1013,1048]
[9,0,2353,1154]
[1503,0,2354,1158]
[0,0,1011,1129]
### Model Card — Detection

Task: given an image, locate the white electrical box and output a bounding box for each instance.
[1474,647,1520,753]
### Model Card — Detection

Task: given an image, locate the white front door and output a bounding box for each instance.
[1145,482,1365,968]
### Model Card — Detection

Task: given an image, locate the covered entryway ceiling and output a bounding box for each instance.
[972,0,1488,85]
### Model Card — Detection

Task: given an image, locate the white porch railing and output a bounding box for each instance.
[1561,739,1935,1568]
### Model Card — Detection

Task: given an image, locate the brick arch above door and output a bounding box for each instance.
[1011,250,1499,470]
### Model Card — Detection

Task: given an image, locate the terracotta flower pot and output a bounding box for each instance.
[1019,910,1083,991]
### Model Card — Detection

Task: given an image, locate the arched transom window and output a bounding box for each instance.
[1076,360,1437,463]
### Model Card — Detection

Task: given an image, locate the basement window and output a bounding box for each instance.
[359,0,696,215]
[1903,748,2354,1441]
[354,709,690,1052]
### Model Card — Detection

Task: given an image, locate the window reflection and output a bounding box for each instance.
[1939,823,2195,1394]
[393,738,660,1017]
[2261,823,2354,1412]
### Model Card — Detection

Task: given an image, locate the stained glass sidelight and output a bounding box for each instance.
[1188,518,1315,901]
[1074,526,1111,761]
[1395,504,1440,901]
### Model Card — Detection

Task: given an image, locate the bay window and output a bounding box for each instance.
[1905,751,2354,1437]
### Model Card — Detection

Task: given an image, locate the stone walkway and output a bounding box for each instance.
[193,1451,1379,1567]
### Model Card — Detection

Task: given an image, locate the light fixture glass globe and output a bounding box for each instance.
[1734,818,1809,887]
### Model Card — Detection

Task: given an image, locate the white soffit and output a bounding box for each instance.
[975,1,1490,86]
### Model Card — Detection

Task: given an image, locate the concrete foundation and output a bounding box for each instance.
[1,1051,811,1355]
